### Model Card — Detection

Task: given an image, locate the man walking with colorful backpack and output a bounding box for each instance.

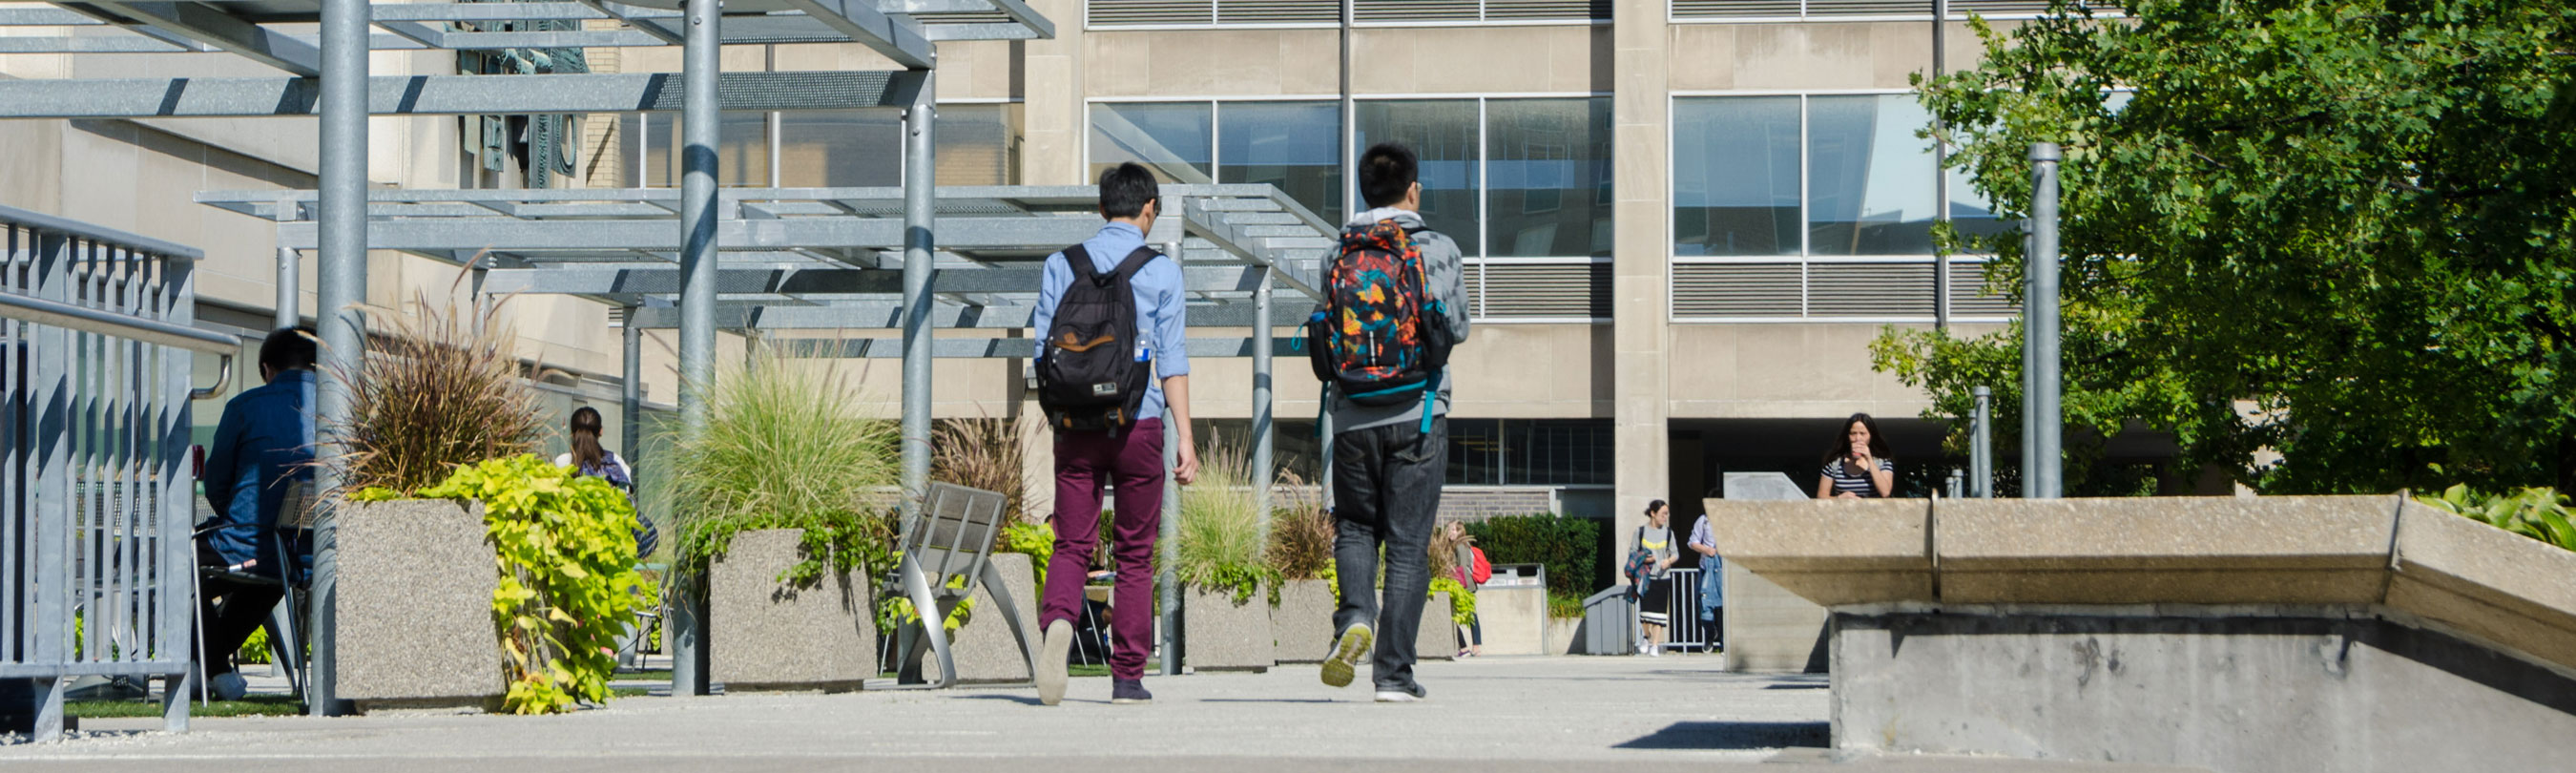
[1030,162,1199,707]
[1311,142,1470,702]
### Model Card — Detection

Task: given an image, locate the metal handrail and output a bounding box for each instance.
[0,288,240,398]
[0,202,204,261]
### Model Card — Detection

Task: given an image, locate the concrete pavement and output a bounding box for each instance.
[0,656,2203,771]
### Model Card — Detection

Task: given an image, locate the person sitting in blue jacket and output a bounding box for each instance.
[197,326,317,700]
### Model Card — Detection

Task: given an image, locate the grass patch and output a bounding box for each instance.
[70,695,302,719]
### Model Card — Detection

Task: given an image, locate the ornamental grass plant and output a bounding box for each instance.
[1264,470,1335,582]
[650,347,902,585]
[330,273,544,495]
[931,416,1034,530]
[1176,430,1277,603]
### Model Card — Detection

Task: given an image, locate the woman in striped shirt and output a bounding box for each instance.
[1815,412,1895,499]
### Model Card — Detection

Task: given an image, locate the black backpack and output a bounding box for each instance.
[1037,244,1159,431]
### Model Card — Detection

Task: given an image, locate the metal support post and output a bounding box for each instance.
[899,69,936,526]
[275,247,299,329]
[23,233,72,741]
[1252,269,1274,532]
[670,0,719,697]
[2027,142,2063,499]
[1931,0,1950,331]
[1971,386,1992,498]
[308,0,370,717]
[622,305,643,461]
[1160,410,1181,677]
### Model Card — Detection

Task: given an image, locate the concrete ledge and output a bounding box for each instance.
[943,552,1039,684]
[2390,500,2576,673]
[1702,499,1932,606]
[1417,592,1457,662]
[1185,585,1275,672]
[1270,579,1335,663]
[1938,496,2397,605]
[337,498,504,711]
[709,529,875,692]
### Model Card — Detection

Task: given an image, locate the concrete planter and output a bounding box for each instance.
[1415,591,1457,661]
[1545,617,1583,656]
[1185,584,1274,672]
[1270,579,1336,663]
[337,498,505,712]
[933,552,1040,684]
[708,529,876,692]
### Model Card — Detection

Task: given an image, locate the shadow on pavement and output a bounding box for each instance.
[1613,721,1829,750]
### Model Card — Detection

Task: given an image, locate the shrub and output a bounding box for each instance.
[649,351,902,585]
[1176,431,1278,603]
[2419,485,2575,551]
[1429,576,1477,627]
[358,454,654,715]
[931,417,1032,533]
[1465,512,1600,601]
[332,279,544,496]
[1264,470,1334,582]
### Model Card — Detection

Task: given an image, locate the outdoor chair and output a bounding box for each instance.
[189,479,318,701]
[872,482,1037,690]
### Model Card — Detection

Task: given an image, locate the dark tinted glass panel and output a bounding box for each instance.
[1090,102,1214,185]
[1807,94,1938,255]
[1356,100,1482,256]
[1219,101,1342,221]
[1673,97,1800,256]
[1487,98,1612,258]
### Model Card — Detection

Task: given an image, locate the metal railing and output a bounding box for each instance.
[1,204,232,741]
[1657,567,1720,652]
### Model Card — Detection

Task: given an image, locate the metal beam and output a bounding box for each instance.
[775,336,1305,359]
[277,216,1124,251]
[778,0,937,69]
[65,1,322,75]
[621,300,1316,330]
[0,71,919,119]
[478,266,1277,296]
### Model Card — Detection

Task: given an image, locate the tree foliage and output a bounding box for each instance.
[1876,0,2576,494]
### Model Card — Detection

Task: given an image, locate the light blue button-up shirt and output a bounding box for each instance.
[201,367,316,571]
[1034,221,1190,422]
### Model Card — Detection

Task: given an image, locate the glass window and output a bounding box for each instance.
[719,111,770,187]
[779,110,901,187]
[1447,419,1504,486]
[1807,94,1938,255]
[1218,101,1342,221]
[1487,98,1612,258]
[1091,102,1213,185]
[1506,419,1613,486]
[1355,100,1481,256]
[1673,96,1800,256]
[938,104,1022,186]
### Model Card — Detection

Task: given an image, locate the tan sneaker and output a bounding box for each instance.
[1036,619,1072,706]
[1320,623,1373,689]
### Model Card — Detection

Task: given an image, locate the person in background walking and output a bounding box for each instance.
[1030,162,1200,707]
[1816,412,1896,499]
[1687,498,1723,653]
[1632,500,1679,657]
[1446,521,1489,658]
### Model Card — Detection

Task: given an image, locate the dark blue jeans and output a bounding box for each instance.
[1330,418,1446,691]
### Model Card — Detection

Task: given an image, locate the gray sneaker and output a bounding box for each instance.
[1373,682,1427,702]
[1036,619,1072,706]
[1320,623,1373,689]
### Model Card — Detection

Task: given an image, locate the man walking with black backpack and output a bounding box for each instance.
[1031,162,1199,707]
[1311,142,1470,702]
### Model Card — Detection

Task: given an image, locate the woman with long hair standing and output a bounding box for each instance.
[1816,412,1895,499]
[554,407,655,556]
[1631,500,1679,656]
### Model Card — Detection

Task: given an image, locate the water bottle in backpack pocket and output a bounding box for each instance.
[1039,244,1162,431]
[1306,219,1458,408]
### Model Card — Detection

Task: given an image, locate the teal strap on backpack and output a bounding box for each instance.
[1417,368,1443,434]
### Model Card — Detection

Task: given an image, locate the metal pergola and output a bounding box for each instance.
[5,0,1317,705]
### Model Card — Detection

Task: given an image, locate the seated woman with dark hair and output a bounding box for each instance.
[1817,412,1895,499]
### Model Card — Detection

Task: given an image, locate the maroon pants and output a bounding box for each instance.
[1041,418,1165,681]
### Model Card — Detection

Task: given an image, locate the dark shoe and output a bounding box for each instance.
[1111,679,1153,704]
[1373,682,1427,703]
[1320,623,1373,689]
[1036,619,1072,706]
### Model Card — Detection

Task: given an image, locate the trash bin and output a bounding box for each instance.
[1581,586,1637,656]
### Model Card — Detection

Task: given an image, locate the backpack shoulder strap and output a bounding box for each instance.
[1111,246,1161,281]
[1058,244,1097,282]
